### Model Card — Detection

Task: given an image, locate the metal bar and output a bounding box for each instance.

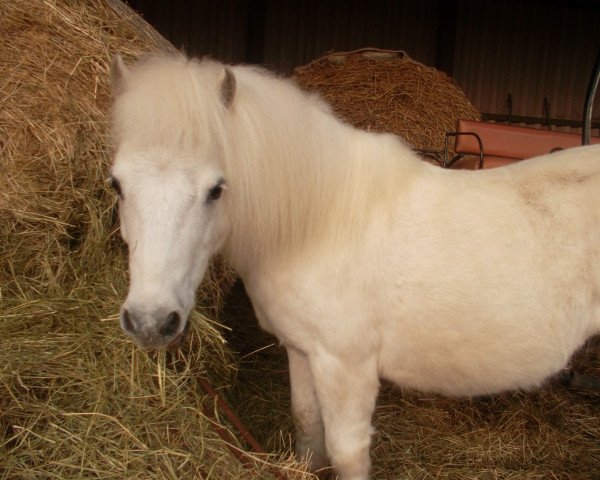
[482,112,600,130]
[197,376,291,480]
[543,97,552,130]
[198,376,266,454]
[583,45,600,145]
[444,131,484,169]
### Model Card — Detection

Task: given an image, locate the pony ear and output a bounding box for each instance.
[110,54,129,94]
[221,67,236,107]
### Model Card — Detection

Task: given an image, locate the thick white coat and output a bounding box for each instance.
[110,54,600,480]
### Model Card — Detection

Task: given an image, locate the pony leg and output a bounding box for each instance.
[288,347,328,472]
[310,352,379,480]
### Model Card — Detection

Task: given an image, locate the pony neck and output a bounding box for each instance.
[219,68,423,274]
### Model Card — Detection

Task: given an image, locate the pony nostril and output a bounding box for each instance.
[160,311,181,337]
[121,309,136,334]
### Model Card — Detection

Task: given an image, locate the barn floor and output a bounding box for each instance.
[220,281,600,480]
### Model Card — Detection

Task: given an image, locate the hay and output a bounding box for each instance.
[2,0,132,299]
[0,294,315,479]
[2,300,225,478]
[223,283,600,479]
[0,1,308,478]
[294,48,481,153]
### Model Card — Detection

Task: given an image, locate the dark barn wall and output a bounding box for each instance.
[126,0,600,132]
[259,0,440,72]
[125,0,251,64]
[453,0,600,131]
[124,0,441,69]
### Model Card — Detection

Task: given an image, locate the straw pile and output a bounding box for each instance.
[0,1,308,478]
[294,49,481,154]
[224,284,600,479]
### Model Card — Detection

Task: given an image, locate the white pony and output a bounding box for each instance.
[109,53,600,480]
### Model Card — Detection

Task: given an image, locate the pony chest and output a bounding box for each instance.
[244,280,320,351]
[242,259,379,359]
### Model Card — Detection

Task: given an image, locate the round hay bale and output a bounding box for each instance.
[0,0,169,300]
[294,48,481,153]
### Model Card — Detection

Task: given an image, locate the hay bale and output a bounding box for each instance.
[0,1,304,478]
[1,0,152,298]
[294,48,481,153]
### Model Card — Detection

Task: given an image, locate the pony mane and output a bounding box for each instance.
[112,54,427,272]
[221,62,427,271]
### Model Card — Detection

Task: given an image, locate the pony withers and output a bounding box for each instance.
[109,53,600,480]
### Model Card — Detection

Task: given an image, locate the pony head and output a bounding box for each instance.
[109,54,235,349]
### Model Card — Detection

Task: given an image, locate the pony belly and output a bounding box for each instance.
[377,330,571,397]
[379,353,565,397]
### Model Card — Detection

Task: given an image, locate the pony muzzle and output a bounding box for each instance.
[120,307,189,349]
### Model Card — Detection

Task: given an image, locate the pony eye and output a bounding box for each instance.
[109,176,123,198]
[207,184,223,203]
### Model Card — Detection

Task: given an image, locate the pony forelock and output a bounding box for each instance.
[111,54,229,156]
